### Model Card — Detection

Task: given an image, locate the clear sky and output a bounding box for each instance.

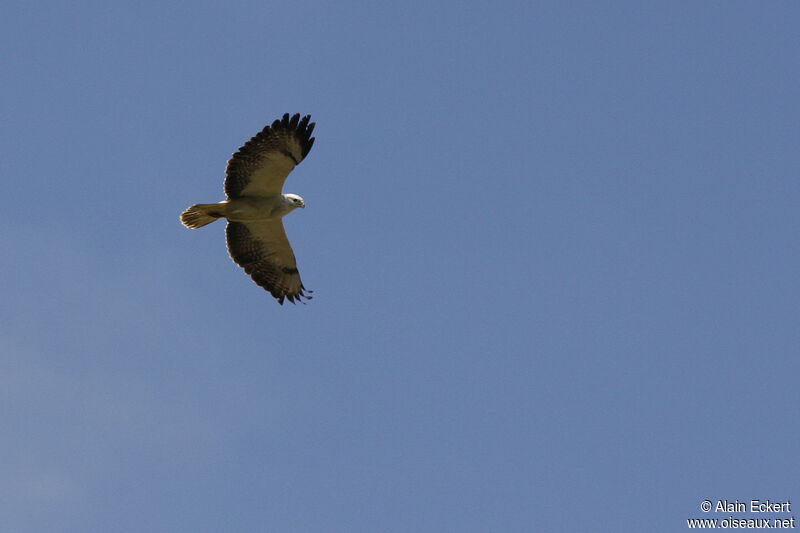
[2,1,798,531]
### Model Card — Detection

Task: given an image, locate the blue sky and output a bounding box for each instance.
[2,1,798,531]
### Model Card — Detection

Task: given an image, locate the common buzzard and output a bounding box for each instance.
[180,113,315,304]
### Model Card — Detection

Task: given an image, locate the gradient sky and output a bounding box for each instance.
[3,1,799,531]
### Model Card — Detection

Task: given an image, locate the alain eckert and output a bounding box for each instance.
[715,500,792,513]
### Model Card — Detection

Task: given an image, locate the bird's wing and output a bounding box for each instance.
[226,220,311,304]
[224,113,315,198]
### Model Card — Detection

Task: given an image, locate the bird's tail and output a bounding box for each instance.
[180,203,224,229]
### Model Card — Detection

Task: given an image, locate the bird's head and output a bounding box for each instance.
[284,194,305,209]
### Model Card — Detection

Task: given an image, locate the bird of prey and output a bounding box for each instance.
[180,113,315,304]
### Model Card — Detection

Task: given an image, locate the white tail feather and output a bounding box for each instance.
[180,204,224,229]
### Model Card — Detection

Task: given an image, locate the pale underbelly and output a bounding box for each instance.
[223,196,285,221]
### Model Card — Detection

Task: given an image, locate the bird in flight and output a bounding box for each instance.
[180,113,315,304]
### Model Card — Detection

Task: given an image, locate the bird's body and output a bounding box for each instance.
[180,113,315,304]
[186,195,301,223]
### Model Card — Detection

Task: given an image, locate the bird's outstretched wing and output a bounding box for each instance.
[226,220,311,304]
[224,113,315,198]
